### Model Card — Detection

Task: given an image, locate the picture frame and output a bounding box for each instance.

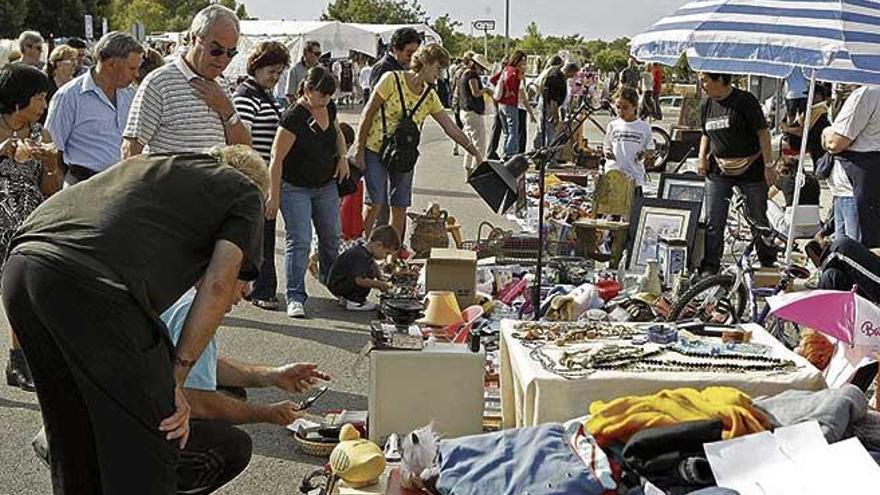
[627,197,701,271]
[658,172,706,205]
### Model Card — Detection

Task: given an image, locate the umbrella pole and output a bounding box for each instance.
[784,68,817,265]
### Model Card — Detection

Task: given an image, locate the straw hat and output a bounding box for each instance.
[472,53,491,71]
[420,291,464,327]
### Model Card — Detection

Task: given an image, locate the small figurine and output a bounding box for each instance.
[328,424,386,488]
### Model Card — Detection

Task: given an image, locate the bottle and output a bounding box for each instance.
[638,259,662,296]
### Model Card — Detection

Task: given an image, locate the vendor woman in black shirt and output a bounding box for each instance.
[266,66,349,319]
[697,72,777,276]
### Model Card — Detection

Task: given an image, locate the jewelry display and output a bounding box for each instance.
[515,321,637,345]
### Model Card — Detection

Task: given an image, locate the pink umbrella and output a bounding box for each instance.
[766,288,880,346]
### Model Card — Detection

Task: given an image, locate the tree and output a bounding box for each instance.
[430,14,466,57]
[110,0,169,33]
[593,47,629,73]
[516,21,545,54]
[22,0,87,38]
[322,0,425,24]
[235,3,251,20]
[0,0,30,39]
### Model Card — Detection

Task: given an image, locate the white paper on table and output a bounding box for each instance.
[706,421,880,495]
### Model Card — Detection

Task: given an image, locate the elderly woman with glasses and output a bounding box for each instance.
[123,4,251,157]
[45,45,79,108]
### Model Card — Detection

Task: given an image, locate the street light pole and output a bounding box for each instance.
[504,0,510,56]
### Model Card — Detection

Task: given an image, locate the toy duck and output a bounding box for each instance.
[329,424,386,488]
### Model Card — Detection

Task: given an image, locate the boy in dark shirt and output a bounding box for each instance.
[328,225,401,311]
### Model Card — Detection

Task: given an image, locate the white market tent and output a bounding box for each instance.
[224,20,442,78]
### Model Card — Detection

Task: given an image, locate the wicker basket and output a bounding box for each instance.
[293,431,338,457]
[459,221,510,259]
[408,209,449,258]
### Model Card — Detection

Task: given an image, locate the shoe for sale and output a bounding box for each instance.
[6,349,35,392]
[345,300,379,312]
[252,298,281,310]
[287,301,306,318]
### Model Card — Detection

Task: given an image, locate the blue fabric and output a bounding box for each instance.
[499,104,520,160]
[160,288,217,391]
[630,0,880,85]
[279,181,340,304]
[834,196,861,242]
[785,69,809,99]
[45,70,134,172]
[362,149,414,207]
[437,424,605,495]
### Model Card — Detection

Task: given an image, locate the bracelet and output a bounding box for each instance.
[173,356,197,368]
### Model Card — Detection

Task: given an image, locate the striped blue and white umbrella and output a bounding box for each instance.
[631,0,880,84]
[631,0,880,263]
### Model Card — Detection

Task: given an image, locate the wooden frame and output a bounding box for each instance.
[658,172,706,218]
[627,197,701,271]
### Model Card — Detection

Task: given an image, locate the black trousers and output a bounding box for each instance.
[819,236,880,303]
[250,218,278,301]
[488,112,502,160]
[3,253,179,494]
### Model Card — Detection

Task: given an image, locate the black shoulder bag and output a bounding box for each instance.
[379,72,432,174]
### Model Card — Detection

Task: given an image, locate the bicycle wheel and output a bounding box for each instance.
[646,126,670,172]
[667,274,748,324]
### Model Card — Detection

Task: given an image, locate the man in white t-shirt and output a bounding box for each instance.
[603,118,655,187]
[822,85,880,242]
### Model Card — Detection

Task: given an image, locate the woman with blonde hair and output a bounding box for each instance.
[45,45,78,110]
[354,43,483,239]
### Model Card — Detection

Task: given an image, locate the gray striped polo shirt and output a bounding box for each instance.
[124,57,228,153]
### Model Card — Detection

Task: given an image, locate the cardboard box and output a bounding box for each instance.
[425,248,477,308]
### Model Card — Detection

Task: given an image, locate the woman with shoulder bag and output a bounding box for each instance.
[489,50,536,159]
[233,40,290,311]
[354,44,483,239]
[266,66,349,319]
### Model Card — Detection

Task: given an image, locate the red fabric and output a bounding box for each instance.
[652,66,663,94]
[340,179,365,240]
[494,66,521,106]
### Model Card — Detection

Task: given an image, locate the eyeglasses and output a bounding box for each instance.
[198,38,238,59]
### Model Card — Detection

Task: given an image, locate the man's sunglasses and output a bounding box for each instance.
[208,45,238,58]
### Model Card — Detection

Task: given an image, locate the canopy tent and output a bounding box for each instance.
[630,0,880,263]
[224,21,442,79]
[347,23,443,46]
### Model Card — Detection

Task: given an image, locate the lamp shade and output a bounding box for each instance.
[467,155,530,214]
[420,291,464,327]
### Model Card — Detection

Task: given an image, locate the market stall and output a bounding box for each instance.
[499,320,826,427]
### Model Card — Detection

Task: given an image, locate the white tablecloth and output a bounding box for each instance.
[500,320,827,428]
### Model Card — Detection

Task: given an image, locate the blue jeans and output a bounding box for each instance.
[499,104,520,159]
[834,196,861,242]
[363,149,414,207]
[279,182,340,304]
[702,177,776,273]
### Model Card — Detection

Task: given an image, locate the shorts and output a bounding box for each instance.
[363,149,414,208]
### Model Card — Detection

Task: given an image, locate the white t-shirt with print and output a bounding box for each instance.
[828,85,880,197]
[604,118,655,187]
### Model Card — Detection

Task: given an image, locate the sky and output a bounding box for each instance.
[241,0,691,40]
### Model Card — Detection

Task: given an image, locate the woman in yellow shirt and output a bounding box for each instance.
[354,44,483,238]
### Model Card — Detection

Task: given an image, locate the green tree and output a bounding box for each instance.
[516,21,545,54]
[22,0,87,38]
[322,0,426,24]
[110,0,170,33]
[0,0,30,39]
[593,47,629,73]
[235,3,251,20]
[430,14,466,57]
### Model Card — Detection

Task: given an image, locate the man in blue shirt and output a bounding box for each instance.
[161,288,331,426]
[45,31,143,186]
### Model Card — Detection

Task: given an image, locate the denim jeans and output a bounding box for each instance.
[250,218,278,301]
[833,196,861,242]
[702,177,776,273]
[279,181,340,304]
[499,104,520,159]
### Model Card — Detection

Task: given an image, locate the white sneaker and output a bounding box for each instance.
[337,297,348,307]
[345,300,378,312]
[287,301,306,318]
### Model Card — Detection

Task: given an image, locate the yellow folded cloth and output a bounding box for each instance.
[586,387,770,447]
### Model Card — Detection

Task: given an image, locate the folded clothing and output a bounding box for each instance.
[755,384,880,451]
[586,387,769,447]
[436,423,605,495]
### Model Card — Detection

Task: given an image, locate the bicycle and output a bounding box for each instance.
[666,191,811,348]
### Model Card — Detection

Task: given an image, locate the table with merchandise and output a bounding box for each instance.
[500,319,827,428]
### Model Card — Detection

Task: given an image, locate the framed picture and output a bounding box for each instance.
[658,173,706,204]
[627,197,701,270]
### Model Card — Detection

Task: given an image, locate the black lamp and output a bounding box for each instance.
[467,155,530,214]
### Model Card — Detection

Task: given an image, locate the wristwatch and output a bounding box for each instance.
[224,112,241,127]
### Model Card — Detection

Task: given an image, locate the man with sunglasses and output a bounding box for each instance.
[283,40,322,105]
[16,31,45,70]
[122,5,251,158]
